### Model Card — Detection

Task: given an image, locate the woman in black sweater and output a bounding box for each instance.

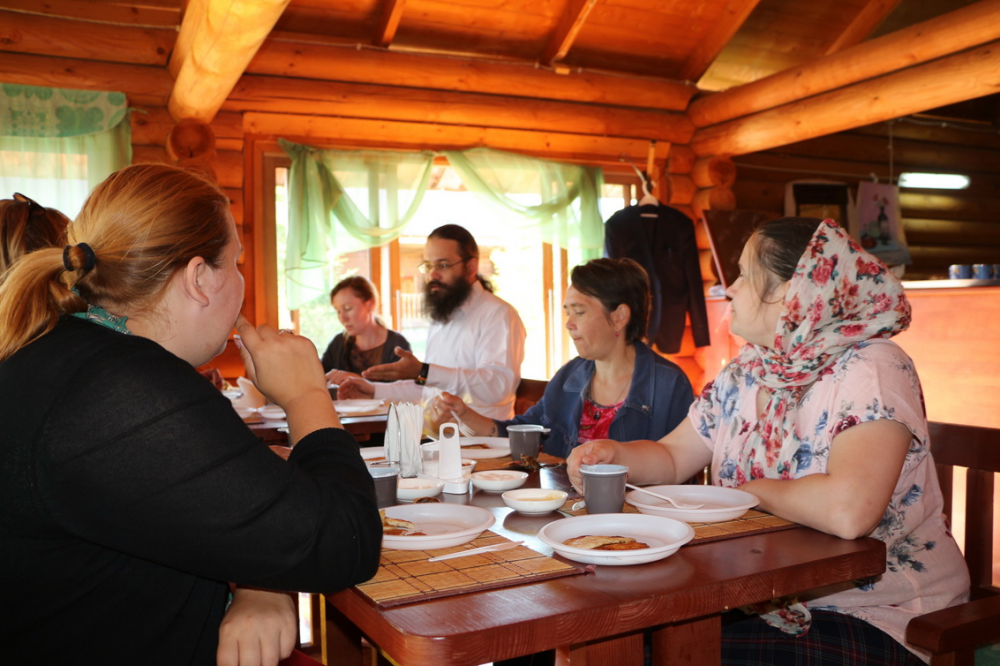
[0,164,383,665]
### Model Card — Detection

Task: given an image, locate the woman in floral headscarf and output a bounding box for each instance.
[568,218,968,664]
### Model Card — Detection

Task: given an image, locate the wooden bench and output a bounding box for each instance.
[514,378,547,416]
[905,421,1000,665]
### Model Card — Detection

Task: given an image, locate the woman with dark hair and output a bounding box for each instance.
[0,164,382,664]
[430,257,694,459]
[321,275,410,378]
[568,218,968,664]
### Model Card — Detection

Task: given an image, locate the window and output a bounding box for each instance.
[262,154,635,380]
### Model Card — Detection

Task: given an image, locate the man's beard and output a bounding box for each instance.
[424,277,473,323]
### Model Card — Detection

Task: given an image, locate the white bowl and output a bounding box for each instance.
[502,488,568,515]
[396,477,444,501]
[538,513,694,566]
[471,470,528,492]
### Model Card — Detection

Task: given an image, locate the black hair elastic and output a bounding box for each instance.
[63,242,97,274]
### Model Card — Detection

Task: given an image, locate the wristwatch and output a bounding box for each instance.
[415,362,430,386]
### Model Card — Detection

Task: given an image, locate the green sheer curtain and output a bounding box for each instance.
[0,83,131,218]
[280,139,435,310]
[442,147,605,260]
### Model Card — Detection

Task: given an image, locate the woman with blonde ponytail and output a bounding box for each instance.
[0,164,382,665]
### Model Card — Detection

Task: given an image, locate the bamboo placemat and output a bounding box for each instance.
[356,531,586,608]
[474,452,564,472]
[558,497,796,544]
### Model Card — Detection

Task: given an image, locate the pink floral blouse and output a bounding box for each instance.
[691,339,969,661]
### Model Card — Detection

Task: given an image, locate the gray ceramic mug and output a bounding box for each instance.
[580,464,629,513]
[507,424,549,462]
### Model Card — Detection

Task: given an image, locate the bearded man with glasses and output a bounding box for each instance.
[336,224,527,420]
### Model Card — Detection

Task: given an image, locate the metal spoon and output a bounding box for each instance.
[625,483,705,509]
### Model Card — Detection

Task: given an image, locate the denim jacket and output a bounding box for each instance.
[496,341,694,459]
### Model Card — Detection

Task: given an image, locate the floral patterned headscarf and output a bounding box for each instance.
[732,218,911,477]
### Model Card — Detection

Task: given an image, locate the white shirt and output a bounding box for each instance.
[374,281,526,419]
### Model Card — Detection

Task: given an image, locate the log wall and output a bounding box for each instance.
[732,120,1000,280]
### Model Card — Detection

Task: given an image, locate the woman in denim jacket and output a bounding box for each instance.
[430,258,694,459]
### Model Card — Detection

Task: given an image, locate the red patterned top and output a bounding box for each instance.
[577,398,623,444]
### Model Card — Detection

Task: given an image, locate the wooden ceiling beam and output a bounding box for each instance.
[823,0,903,56]
[373,0,407,48]
[250,39,697,111]
[168,0,290,123]
[690,41,1000,157]
[227,75,694,143]
[0,0,180,26]
[542,0,598,65]
[689,0,1000,128]
[678,0,762,83]
[0,51,173,99]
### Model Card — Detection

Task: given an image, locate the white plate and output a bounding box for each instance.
[625,485,759,523]
[471,470,528,492]
[456,437,511,459]
[538,513,694,566]
[258,405,286,420]
[334,399,385,414]
[360,447,389,463]
[396,477,444,500]
[381,504,495,550]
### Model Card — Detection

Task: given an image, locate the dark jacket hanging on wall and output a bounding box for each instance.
[604,202,710,353]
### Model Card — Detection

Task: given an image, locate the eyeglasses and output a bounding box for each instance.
[417,259,467,274]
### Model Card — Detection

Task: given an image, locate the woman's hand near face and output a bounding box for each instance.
[217,588,297,666]
[235,315,340,443]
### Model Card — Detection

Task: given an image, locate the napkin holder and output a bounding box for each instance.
[437,423,469,494]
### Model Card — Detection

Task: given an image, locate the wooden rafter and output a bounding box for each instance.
[542,0,598,65]
[690,41,1000,156]
[689,0,1000,128]
[824,0,903,56]
[677,0,762,82]
[168,0,290,122]
[374,0,407,48]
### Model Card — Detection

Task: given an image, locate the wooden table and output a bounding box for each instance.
[325,467,887,666]
[249,411,388,444]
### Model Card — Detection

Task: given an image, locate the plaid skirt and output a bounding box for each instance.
[722,609,925,666]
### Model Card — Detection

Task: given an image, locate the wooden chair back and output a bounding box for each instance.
[905,420,1000,665]
[514,378,547,416]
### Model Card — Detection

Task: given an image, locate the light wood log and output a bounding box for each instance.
[689,0,1000,127]
[694,217,711,251]
[691,156,737,188]
[169,0,207,79]
[676,0,762,82]
[0,52,173,99]
[698,249,717,286]
[691,41,1000,157]
[667,145,697,174]
[0,10,174,66]
[1,0,180,26]
[169,0,291,122]
[249,39,697,111]
[167,119,217,162]
[823,0,903,56]
[223,187,244,227]
[241,112,671,166]
[213,150,244,190]
[374,0,407,48]
[543,0,598,64]
[228,76,694,143]
[667,175,696,205]
[692,187,737,216]
[132,145,170,165]
[131,107,243,147]
[903,218,1000,247]
[900,191,1000,222]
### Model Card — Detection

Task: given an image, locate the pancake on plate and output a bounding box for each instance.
[563,535,649,550]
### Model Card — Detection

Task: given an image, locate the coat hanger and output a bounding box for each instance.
[618,153,660,213]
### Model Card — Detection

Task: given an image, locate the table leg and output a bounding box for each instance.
[566,632,644,666]
[326,602,364,666]
[650,616,721,665]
